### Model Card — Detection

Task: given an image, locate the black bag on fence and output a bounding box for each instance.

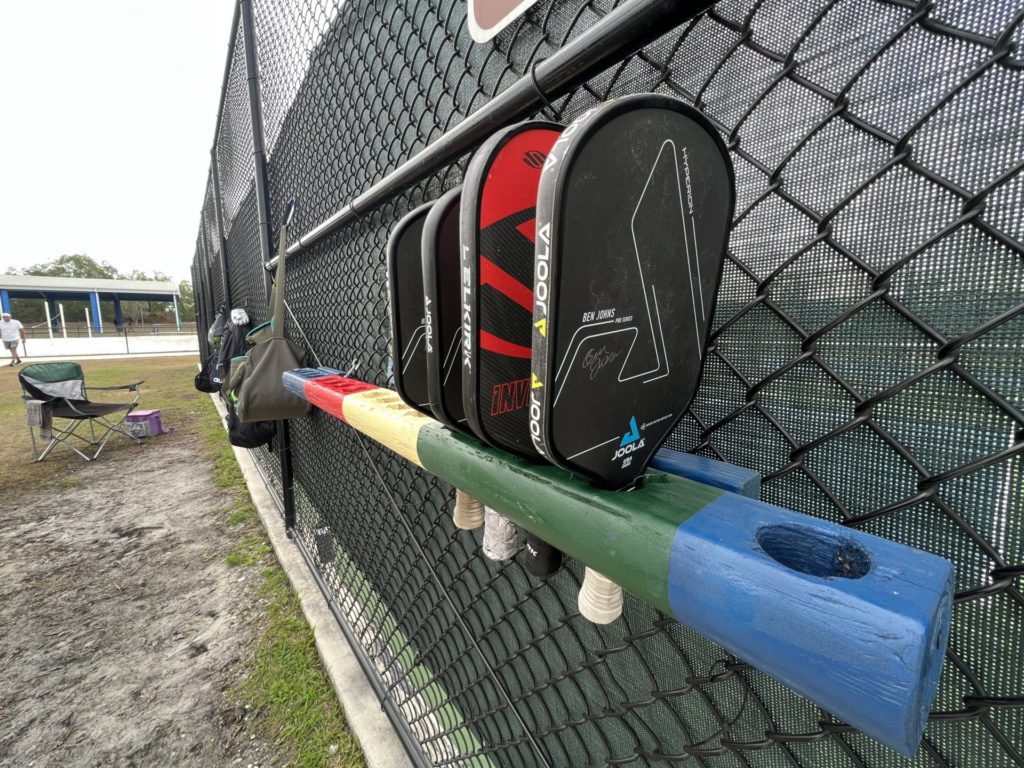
[194,352,222,393]
[226,402,276,449]
[219,310,252,393]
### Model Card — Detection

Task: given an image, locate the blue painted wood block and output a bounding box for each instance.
[668,495,953,757]
[651,448,761,498]
[281,367,341,398]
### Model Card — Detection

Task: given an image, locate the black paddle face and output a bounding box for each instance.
[422,187,467,431]
[531,95,734,490]
[387,202,434,415]
[461,121,562,458]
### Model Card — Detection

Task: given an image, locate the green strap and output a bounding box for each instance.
[271,224,287,339]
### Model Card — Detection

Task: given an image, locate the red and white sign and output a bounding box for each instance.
[468,0,539,43]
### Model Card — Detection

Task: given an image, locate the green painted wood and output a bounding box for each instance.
[417,426,723,613]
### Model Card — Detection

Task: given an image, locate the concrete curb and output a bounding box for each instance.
[211,396,413,768]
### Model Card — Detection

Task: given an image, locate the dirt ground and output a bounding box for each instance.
[0,421,284,766]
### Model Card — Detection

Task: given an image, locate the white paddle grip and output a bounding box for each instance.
[453,489,485,530]
[578,567,623,624]
[481,507,522,561]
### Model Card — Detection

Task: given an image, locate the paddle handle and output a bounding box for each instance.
[523,534,562,578]
[453,489,484,529]
[579,568,623,624]
[481,507,522,561]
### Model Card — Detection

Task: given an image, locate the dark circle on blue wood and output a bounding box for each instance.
[756,523,872,580]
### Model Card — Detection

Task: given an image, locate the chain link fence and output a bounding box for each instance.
[192,1,1023,765]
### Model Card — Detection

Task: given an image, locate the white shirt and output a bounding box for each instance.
[1,318,23,342]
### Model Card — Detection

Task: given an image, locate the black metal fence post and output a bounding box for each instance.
[209,153,232,310]
[201,220,218,322]
[193,242,210,361]
[239,0,274,295]
[239,0,295,533]
[278,420,295,532]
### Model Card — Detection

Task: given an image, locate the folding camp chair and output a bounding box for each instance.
[18,362,143,462]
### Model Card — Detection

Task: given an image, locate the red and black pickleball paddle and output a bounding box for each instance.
[421,187,466,431]
[531,94,734,491]
[461,120,562,458]
[462,120,564,577]
[387,202,434,415]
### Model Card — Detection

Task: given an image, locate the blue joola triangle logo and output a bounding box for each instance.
[620,416,640,447]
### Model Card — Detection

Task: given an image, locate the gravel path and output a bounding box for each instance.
[0,429,283,767]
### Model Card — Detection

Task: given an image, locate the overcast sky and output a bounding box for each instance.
[0,1,237,283]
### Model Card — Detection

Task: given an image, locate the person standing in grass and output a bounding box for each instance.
[1,311,25,366]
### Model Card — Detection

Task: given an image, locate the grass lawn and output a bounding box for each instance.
[0,355,365,767]
[0,356,210,492]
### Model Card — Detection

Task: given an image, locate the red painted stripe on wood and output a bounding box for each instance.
[303,375,377,421]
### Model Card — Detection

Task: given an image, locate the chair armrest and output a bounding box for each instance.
[89,381,144,391]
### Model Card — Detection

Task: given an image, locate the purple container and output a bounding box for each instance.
[126,409,165,437]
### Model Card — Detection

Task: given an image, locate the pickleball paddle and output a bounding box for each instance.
[461,120,563,458]
[389,197,483,529]
[387,202,434,415]
[422,187,466,431]
[421,188,487,530]
[530,94,734,491]
[462,120,565,577]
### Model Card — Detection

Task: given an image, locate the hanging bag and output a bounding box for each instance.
[217,309,251,394]
[206,305,227,346]
[227,400,277,448]
[236,201,311,423]
[194,352,222,393]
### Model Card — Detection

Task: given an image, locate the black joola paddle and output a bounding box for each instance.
[530,94,735,491]
[421,187,466,431]
[387,202,434,415]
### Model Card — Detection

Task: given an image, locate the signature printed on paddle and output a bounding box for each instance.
[582,346,621,380]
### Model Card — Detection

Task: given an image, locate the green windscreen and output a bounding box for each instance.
[192,1,1023,765]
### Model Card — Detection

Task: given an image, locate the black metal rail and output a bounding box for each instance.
[269,0,714,266]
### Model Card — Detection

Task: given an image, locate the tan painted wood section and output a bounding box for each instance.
[341,388,435,467]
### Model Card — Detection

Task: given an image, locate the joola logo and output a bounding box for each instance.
[424,296,433,353]
[621,416,640,445]
[534,221,550,317]
[612,416,644,460]
[531,224,550,457]
[543,107,598,173]
[529,389,545,454]
[523,150,546,169]
[613,440,645,460]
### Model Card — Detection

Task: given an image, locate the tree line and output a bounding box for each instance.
[5,254,195,326]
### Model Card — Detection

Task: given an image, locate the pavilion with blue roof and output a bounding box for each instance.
[0,275,181,332]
